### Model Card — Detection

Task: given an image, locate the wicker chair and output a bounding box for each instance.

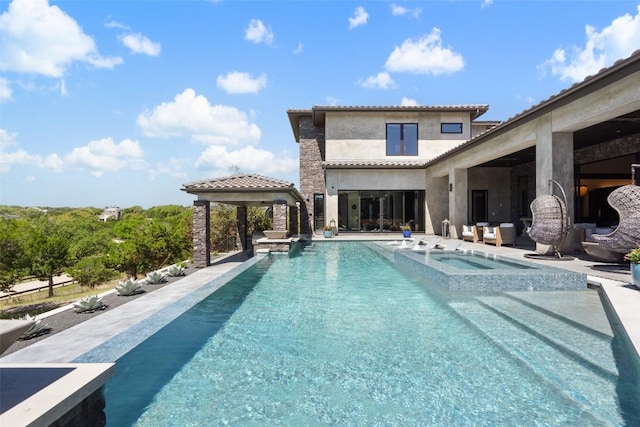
[526,181,570,257]
[591,185,640,254]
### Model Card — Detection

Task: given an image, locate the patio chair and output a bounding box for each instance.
[591,184,640,254]
[483,223,516,247]
[525,180,570,258]
[462,222,489,243]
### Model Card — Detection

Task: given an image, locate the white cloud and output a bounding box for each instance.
[245,19,274,45]
[0,78,12,102]
[57,79,67,96]
[384,28,464,75]
[400,97,418,106]
[481,0,493,9]
[0,0,123,77]
[0,148,63,173]
[293,42,303,54]
[540,5,640,83]
[196,145,297,175]
[216,71,267,94]
[105,19,129,30]
[136,88,261,145]
[349,6,368,29]
[390,4,422,18]
[359,72,396,89]
[325,96,340,106]
[0,128,18,151]
[148,157,188,181]
[119,33,161,56]
[65,137,145,177]
[0,133,145,176]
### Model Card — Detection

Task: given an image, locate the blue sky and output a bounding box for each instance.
[1,0,639,208]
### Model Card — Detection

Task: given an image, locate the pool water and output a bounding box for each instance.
[103,242,639,426]
[426,251,533,270]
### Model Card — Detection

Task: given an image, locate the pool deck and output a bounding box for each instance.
[0,235,638,425]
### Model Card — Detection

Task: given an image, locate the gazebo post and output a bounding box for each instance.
[289,204,299,236]
[236,206,250,253]
[193,200,211,268]
[273,200,288,235]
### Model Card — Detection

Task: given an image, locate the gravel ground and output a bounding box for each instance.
[2,264,199,357]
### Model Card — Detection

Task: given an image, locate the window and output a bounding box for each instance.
[386,123,418,156]
[441,123,463,134]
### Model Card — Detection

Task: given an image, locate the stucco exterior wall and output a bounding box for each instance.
[326,169,426,191]
[324,111,472,161]
[468,167,512,223]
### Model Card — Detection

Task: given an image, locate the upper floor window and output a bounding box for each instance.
[441,122,463,134]
[386,123,418,156]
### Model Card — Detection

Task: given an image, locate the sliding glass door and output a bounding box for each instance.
[338,190,424,232]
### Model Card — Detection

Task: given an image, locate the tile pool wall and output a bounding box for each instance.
[367,242,587,291]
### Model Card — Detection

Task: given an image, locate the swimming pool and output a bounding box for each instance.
[94,242,639,426]
[370,242,586,292]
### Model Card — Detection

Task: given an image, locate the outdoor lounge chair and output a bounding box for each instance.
[590,184,640,255]
[483,223,516,247]
[412,237,442,252]
[462,222,488,243]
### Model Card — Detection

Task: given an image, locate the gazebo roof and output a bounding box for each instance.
[181,174,304,207]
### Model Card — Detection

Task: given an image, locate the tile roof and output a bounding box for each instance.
[425,49,640,167]
[182,174,295,191]
[323,160,428,169]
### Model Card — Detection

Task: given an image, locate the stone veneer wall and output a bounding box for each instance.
[298,115,325,236]
[273,202,287,232]
[574,133,640,165]
[193,200,210,268]
[508,134,640,229]
[50,388,106,427]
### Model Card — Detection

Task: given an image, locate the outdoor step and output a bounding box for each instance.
[450,301,621,426]
[476,295,617,379]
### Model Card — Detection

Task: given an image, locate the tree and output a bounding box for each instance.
[210,204,237,252]
[107,219,191,279]
[26,217,71,298]
[68,255,116,288]
[247,206,272,235]
[0,218,29,291]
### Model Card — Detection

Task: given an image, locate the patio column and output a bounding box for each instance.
[424,172,448,235]
[289,204,299,236]
[448,168,468,239]
[236,206,249,252]
[193,200,210,268]
[536,117,575,253]
[273,201,288,234]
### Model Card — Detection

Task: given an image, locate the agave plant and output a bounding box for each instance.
[115,279,142,296]
[74,295,107,313]
[18,314,52,340]
[167,265,185,277]
[146,271,167,285]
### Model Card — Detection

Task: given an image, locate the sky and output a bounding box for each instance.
[1,0,640,208]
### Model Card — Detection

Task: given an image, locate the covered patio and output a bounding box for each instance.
[182,174,306,267]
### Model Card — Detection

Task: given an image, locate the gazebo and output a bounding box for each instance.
[182,174,306,267]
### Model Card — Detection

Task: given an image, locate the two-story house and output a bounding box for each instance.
[288,52,640,242]
[287,105,497,234]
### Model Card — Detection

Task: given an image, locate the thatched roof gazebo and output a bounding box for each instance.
[182,174,306,267]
